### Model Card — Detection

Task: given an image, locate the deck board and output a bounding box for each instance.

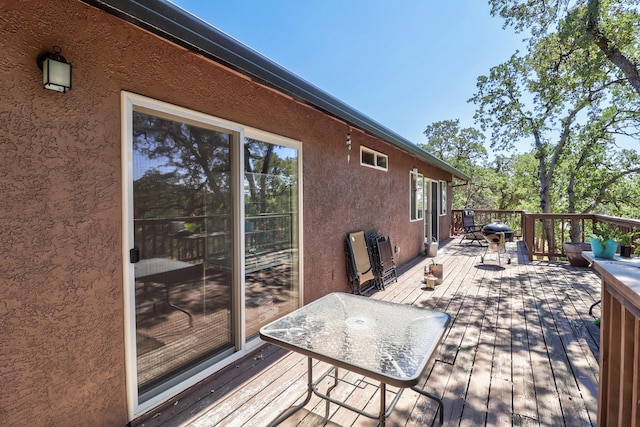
[135,238,601,427]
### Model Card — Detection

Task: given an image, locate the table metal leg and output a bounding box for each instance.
[411,386,444,426]
[379,382,386,426]
[268,359,443,426]
[268,357,314,426]
[325,366,339,421]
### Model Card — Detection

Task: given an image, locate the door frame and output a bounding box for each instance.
[121,91,304,419]
[425,179,439,242]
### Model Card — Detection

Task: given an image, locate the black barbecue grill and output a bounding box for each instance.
[480,222,512,265]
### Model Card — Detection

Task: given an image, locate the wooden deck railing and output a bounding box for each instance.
[585,256,640,426]
[451,209,526,237]
[600,272,640,425]
[452,209,640,261]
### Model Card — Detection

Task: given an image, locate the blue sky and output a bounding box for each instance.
[170,1,525,147]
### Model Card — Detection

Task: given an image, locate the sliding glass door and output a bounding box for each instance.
[131,110,235,400]
[123,93,302,415]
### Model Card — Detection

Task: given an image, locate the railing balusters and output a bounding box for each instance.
[588,258,640,426]
[451,210,640,262]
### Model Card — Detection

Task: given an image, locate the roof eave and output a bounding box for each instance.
[81,0,471,181]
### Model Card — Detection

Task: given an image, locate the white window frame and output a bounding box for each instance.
[360,146,388,171]
[410,171,424,221]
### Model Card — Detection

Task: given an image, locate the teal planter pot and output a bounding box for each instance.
[590,237,618,259]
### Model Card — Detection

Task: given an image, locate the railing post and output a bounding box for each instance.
[523,212,534,261]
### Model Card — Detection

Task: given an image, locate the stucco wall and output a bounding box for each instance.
[0,1,454,425]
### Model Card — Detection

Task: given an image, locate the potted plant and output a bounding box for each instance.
[563,241,592,267]
[590,223,621,259]
[619,229,636,258]
[563,220,592,267]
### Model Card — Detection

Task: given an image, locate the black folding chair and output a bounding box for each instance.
[460,208,487,246]
[345,231,376,294]
[367,234,398,290]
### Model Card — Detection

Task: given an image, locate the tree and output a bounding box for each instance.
[489,0,640,96]
[421,120,490,208]
[557,121,640,215]
[471,25,636,211]
[471,20,640,249]
[422,119,487,169]
[501,152,540,211]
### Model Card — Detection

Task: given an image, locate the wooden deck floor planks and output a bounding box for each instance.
[518,262,565,426]
[510,264,537,425]
[136,237,602,427]
[532,264,594,426]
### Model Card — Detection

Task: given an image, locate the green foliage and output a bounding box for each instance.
[420,118,544,211]
[468,4,640,216]
[422,120,487,170]
[425,1,640,217]
[592,222,622,242]
[619,228,637,246]
[421,120,492,209]
[488,0,640,96]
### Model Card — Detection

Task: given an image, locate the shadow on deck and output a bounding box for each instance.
[134,238,602,427]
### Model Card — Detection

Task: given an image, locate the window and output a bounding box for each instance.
[440,181,447,215]
[360,146,388,171]
[410,171,424,221]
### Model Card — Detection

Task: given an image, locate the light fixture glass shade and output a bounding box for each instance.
[43,57,72,92]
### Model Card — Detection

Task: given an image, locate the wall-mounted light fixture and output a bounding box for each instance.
[413,167,418,175]
[37,45,72,93]
[346,133,352,163]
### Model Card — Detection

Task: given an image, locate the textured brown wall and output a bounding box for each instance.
[0,1,454,425]
[1,2,127,426]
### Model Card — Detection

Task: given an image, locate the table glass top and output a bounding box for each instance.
[259,292,450,385]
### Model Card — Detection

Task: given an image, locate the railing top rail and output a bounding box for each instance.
[520,212,640,227]
[452,209,526,214]
[593,214,640,228]
[522,213,596,219]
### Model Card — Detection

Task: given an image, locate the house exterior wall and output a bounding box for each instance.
[0,1,454,425]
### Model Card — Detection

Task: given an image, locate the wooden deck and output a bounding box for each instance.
[135,238,602,427]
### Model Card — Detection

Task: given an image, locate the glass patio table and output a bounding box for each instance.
[259,292,450,426]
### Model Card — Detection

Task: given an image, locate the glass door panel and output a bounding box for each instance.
[132,110,234,399]
[431,181,439,240]
[244,138,299,337]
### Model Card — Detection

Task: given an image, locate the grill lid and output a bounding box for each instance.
[482,222,513,237]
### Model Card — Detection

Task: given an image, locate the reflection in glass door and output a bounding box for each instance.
[131,110,234,400]
[244,137,299,337]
